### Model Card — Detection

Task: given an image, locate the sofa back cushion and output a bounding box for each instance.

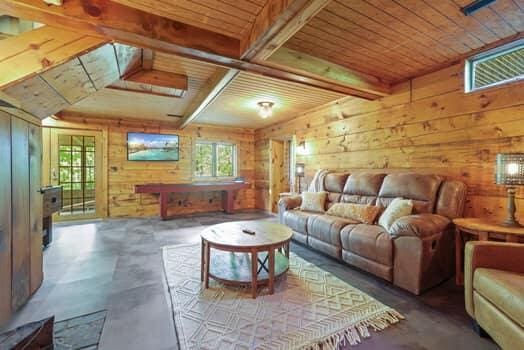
[324,173,349,209]
[377,173,442,214]
[341,173,386,205]
[435,180,467,219]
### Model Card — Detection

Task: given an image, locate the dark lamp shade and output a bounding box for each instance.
[296,163,305,177]
[495,153,524,186]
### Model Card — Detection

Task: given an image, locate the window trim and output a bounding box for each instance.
[193,140,237,179]
[465,38,524,93]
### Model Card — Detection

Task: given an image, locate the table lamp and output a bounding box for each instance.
[296,163,305,193]
[495,153,524,227]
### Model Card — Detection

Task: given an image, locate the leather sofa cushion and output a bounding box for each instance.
[474,267,524,328]
[341,173,386,205]
[435,180,467,219]
[326,192,341,210]
[283,209,319,234]
[340,224,393,267]
[324,173,349,193]
[307,215,358,247]
[378,173,442,214]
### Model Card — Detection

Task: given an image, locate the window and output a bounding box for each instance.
[194,141,236,178]
[465,39,524,92]
[58,135,96,215]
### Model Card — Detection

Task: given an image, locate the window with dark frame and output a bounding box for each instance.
[194,141,236,178]
[466,39,524,92]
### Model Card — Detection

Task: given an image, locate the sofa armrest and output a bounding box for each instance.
[464,241,524,317]
[278,196,302,224]
[278,196,302,211]
[388,214,451,238]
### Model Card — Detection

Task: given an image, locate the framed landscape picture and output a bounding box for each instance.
[127,132,179,161]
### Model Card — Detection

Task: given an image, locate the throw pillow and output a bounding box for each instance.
[300,192,327,213]
[326,203,381,224]
[378,197,413,232]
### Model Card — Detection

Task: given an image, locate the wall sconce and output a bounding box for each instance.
[257,101,274,119]
[296,163,305,193]
[296,141,308,155]
[495,153,524,227]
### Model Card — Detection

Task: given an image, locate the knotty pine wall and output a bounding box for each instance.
[42,115,255,218]
[255,63,524,222]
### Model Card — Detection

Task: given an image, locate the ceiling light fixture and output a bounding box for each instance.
[257,101,274,119]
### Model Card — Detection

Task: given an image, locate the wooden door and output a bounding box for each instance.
[0,112,12,325]
[50,129,104,221]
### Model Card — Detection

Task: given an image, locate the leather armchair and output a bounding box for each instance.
[464,241,524,349]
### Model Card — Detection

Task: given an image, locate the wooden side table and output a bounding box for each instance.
[453,217,524,285]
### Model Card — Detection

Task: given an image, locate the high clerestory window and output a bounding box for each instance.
[465,39,524,92]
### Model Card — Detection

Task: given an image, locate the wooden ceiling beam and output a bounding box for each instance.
[142,49,155,70]
[0,0,240,58]
[266,47,390,96]
[241,0,332,61]
[239,0,389,97]
[0,25,107,89]
[0,0,389,98]
[178,69,239,129]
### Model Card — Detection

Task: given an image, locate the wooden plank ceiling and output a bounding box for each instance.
[64,53,219,122]
[111,0,269,39]
[283,0,524,83]
[193,71,345,128]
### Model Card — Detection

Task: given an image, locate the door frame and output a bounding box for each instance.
[48,128,107,221]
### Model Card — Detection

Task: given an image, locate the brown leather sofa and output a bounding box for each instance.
[465,241,524,349]
[279,172,467,295]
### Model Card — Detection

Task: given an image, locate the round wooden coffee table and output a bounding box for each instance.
[200,221,292,298]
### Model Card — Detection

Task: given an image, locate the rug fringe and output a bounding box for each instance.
[300,309,405,349]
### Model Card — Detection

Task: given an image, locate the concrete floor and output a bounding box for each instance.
[1,210,497,350]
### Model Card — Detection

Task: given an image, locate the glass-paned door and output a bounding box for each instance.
[50,129,103,220]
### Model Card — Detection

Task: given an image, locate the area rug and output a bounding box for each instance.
[0,310,106,350]
[162,244,403,349]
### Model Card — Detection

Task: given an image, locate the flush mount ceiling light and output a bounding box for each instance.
[257,101,274,119]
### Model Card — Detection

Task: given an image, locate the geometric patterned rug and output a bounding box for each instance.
[162,244,404,349]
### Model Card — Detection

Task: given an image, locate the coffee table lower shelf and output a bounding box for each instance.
[208,250,289,286]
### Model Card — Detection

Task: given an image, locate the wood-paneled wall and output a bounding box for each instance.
[255,63,524,221]
[42,115,256,218]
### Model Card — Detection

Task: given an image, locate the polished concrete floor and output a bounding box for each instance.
[1,211,497,350]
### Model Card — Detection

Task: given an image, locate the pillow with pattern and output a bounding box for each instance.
[300,192,327,213]
[326,203,381,224]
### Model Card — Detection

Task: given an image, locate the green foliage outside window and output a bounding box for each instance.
[194,142,236,178]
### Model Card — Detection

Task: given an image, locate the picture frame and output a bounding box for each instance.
[127,132,179,161]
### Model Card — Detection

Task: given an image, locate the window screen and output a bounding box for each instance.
[466,40,524,92]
